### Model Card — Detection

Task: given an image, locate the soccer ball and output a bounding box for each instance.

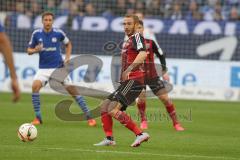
[17,123,37,142]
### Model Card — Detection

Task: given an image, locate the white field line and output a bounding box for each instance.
[0,144,239,160]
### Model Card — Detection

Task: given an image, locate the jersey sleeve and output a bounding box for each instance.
[152,40,167,71]
[59,29,70,44]
[132,33,146,52]
[28,32,38,48]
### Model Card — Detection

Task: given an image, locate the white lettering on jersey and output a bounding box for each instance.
[42,47,57,52]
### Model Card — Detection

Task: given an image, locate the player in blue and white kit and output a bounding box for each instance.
[27,12,96,126]
[0,23,20,102]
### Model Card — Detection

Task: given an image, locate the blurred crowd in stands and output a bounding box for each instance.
[0,0,240,23]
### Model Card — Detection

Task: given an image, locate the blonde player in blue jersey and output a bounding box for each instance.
[27,12,96,126]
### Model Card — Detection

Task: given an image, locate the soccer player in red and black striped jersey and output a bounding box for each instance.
[94,15,150,147]
[136,20,185,131]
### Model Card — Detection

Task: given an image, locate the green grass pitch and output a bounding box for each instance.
[0,92,240,160]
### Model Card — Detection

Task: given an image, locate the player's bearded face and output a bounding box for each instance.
[123,17,136,36]
[42,15,53,31]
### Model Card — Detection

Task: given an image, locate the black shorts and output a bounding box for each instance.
[108,80,144,111]
[145,76,165,95]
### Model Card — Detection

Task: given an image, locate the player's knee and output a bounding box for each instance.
[108,107,119,117]
[158,94,169,104]
[65,85,77,96]
[32,85,41,92]
[107,102,121,116]
[32,81,42,92]
[100,99,111,113]
[137,91,146,104]
[137,97,145,104]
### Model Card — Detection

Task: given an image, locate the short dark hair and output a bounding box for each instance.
[124,14,140,24]
[42,11,54,19]
[139,20,143,26]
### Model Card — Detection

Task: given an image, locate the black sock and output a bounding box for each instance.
[106,136,113,141]
[137,133,143,136]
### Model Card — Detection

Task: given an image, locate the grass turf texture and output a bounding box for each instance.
[0,93,240,160]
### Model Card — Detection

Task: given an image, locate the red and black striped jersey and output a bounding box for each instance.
[144,38,166,79]
[121,33,146,83]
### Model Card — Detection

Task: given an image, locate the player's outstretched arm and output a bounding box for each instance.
[0,32,20,102]
[0,32,16,79]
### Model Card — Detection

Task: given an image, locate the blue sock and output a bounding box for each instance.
[74,96,92,119]
[32,93,42,121]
